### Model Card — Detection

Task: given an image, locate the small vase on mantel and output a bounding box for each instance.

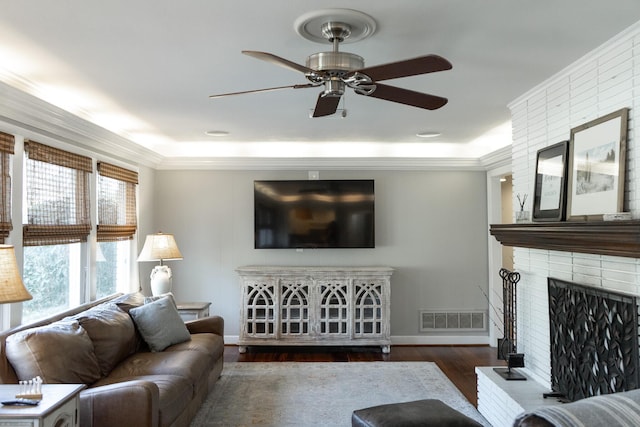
[515,193,529,223]
[516,210,530,223]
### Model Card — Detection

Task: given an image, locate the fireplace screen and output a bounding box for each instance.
[548,277,640,402]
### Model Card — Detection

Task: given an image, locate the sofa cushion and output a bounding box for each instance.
[68,302,137,376]
[130,297,191,352]
[165,333,224,361]
[105,349,212,389]
[5,319,101,384]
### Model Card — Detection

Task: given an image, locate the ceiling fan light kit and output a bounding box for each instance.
[209,8,452,118]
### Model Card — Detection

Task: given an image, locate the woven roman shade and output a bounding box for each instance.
[97,162,138,242]
[23,141,92,246]
[0,133,15,243]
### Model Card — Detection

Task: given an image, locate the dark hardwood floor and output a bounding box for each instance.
[224,345,505,407]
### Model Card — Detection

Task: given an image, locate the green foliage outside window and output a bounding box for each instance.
[22,245,70,323]
[96,242,118,299]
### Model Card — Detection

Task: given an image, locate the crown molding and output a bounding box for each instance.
[156,143,512,170]
[0,80,163,168]
[155,154,510,171]
[479,145,512,170]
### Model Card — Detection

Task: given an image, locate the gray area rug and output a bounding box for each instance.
[190,361,490,427]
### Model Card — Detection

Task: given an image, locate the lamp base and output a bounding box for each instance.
[150,265,173,296]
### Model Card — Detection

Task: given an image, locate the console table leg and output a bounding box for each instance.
[381,345,391,354]
[238,346,247,354]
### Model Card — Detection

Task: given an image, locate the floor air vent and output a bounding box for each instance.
[420,311,486,332]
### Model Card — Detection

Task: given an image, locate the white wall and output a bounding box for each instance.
[151,169,491,343]
[509,21,640,386]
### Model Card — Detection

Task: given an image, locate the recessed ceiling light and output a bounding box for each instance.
[205,130,229,137]
[416,131,441,138]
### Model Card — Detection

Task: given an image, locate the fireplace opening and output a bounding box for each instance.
[548,277,640,402]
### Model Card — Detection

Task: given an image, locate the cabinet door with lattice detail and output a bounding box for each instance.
[280,279,312,338]
[242,279,278,339]
[353,280,388,338]
[316,281,350,337]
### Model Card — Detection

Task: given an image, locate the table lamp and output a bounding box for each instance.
[0,245,32,304]
[137,233,183,296]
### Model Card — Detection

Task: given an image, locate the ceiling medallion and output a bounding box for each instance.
[294,8,377,44]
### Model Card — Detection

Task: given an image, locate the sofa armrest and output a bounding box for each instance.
[186,315,224,336]
[80,380,159,427]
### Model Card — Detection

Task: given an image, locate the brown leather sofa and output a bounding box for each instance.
[0,292,224,427]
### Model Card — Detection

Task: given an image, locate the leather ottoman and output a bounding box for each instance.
[351,399,483,427]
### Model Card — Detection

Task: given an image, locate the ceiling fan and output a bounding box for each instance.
[209,19,452,118]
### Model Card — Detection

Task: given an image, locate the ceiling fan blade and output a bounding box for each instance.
[312,93,341,117]
[209,84,316,98]
[362,83,448,110]
[242,50,317,75]
[352,55,452,82]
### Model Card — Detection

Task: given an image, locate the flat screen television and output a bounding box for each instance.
[254,179,375,249]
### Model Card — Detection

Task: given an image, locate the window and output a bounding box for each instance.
[96,162,138,298]
[0,132,14,242]
[22,141,91,322]
[22,243,81,322]
[96,240,130,299]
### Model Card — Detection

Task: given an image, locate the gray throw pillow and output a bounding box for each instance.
[130,296,191,352]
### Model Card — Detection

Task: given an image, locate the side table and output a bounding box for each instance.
[176,302,211,321]
[0,383,85,427]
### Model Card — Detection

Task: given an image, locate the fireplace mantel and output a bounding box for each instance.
[490,220,640,258]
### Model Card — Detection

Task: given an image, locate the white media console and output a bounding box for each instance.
[236,266,393,353]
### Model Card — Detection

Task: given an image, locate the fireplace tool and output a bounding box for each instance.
[494,268,526,380]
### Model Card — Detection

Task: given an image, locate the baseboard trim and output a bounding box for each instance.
[223,335,491,346]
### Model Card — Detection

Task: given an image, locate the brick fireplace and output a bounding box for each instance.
[479,19,640,426]
[508,18,640,391]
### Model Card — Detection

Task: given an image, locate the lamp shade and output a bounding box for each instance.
[137,233,183,262]
[0,245,32,304]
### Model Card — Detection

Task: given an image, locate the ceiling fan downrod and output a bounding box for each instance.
[321,21,351,48]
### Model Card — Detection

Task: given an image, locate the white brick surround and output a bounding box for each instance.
[478,20,640,425]
[509,20,640,387]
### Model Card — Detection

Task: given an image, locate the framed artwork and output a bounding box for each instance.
[533,141,569,222]
[567,108,629,221]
